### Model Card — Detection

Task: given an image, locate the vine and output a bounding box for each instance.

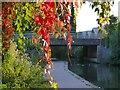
[2,1,114,89]
[2,2,16,51]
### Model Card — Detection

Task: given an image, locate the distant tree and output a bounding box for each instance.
[104,15,118,47]
[105,15,120,65]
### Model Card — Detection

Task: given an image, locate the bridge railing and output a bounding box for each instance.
[14,31,102,39]
[50,32,102,39]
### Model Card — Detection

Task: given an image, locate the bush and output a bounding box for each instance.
[25,38,44,65]
[71,46,83,58]
[2,41,50,88]
[108,20,120,65]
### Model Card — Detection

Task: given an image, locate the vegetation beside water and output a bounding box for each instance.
[104,15,120,65]
[51,15,120,66]
[51,46,84,63]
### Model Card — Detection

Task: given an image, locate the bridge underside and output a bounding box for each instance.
[50,38,100,46]
[50,38,100,63]
[83,45,98,63]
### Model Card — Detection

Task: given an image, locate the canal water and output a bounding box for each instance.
[68,60,120,88]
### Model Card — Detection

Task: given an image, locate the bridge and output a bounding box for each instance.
[50,38,100,46]
[15,31,103,63]
[50,31,101,46]
[50,31,102,63]
[21,31,102,45]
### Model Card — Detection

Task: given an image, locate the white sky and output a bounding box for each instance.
[76,0,120,32]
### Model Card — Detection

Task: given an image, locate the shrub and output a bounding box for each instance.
[2,41,50,88]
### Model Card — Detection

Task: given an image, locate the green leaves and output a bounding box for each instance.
[18,38,22,44]
[13,3,36,52]
[14,3,35,32]
[91,1,113,31]
[95,8,99,13]
[2,41,49,88]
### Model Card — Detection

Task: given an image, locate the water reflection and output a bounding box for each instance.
[68,60,120,88]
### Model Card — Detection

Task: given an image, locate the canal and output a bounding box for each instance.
[68,59,120,88]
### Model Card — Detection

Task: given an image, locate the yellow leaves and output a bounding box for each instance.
[36,57,43,65]
[98,26,102,31]
[80,0,83,8]
[55,32,59,38]
[46,48,51,60]
[36,59,42,65]
[51,82,57,89]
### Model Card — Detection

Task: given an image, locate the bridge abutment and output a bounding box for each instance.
[83,45,98,63]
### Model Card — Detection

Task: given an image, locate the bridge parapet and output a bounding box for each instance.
[50,32,102,39]
[14,31,102,39]
[14,31,101,46]
[50,38,101,46]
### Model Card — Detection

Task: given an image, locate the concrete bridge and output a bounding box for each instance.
[50,31,101,46]
[15,31,103,63]
[50,38,100,46]
[50,31,102,63]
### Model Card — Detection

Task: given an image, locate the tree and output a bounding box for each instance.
[105,15,120,65]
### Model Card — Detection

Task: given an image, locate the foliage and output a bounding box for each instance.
[32,2,75,87]
[2,41,49,88]
[13,3,35,51]
[2,1,114,88]
[104,15,120,65]
[51,46,83,62]
[91,1,113,31]
[25,38,46,66]
[2,2,16,50]
[51,46,67,59]
[70,2,76,31]
[109,22,120,65]
[71,46,83,62]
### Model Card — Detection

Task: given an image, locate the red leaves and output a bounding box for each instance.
[34,2,75,88]
[35,16,40,26]
[46,2,55,10]
[32,36,38,45]
[3,19,8,27]
[37,29,41,36]
[67,24,72,31]
[35,15,43,26]
[58,20,64,30]
[74,2,79,8]
[68,35,73,44]
[40,1,55,11]
[43,46,49,53]
[65,13,71,23]
[2,3,16,50]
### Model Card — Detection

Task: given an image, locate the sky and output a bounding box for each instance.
[76,0,120,32]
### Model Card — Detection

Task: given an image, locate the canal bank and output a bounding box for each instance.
[68,59,120,88]
[51,61,100,89]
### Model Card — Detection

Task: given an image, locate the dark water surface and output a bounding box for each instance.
[68,61,120,88]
